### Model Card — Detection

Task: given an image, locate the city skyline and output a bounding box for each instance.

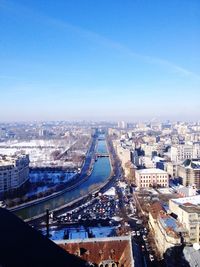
[0,0,199,121]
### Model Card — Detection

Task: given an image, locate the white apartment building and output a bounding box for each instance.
[141,144,158,157]
[166,161,178,178]
[0,154,29,193]
[169,196,200,244]
[113,140,131,178]
[135,168,169,188]
[170,144,200,163]
[139,156,155,168]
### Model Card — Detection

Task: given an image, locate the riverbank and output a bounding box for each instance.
[25,137,116,224]
[9,135,97,212]
[14,136,112,220]
[10,170,92,212]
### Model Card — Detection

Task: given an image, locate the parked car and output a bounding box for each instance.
[149,254,154,261]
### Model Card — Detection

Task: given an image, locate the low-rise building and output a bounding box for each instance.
[135,168,169,188]
[0,154,29,194]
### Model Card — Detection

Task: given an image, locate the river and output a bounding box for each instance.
[15,138,111,220]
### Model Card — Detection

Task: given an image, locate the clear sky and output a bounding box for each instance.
[0,0,199,122]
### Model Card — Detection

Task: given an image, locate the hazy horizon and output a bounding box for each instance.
[0,0,199,121]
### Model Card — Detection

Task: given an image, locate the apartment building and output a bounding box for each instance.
[166,161,178,178]
[177,159,200,188]
[0,154,29,193]
[170,144,200,163]
[169,195,200,244]
[113,140,132,178]
[149,202,187,255]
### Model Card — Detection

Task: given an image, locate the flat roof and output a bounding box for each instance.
[171,195,200,206]
[136,168,167,174]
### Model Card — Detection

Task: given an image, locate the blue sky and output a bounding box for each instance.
[0,0,199,122]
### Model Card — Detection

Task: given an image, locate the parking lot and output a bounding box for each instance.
[53,193,120,226]
[38,177,158,267]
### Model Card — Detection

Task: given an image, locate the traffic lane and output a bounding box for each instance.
[132,233,155,267]
[133,241,145,267]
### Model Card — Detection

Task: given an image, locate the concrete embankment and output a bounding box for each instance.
[24,137,116,223]
[10,136,97,212]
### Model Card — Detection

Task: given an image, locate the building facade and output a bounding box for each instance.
[177,159,200,188]
[149,202,186,255]
[170,144,200,163]
[0,154,29,194]
[169,196,200,245]
[135,168,169,188]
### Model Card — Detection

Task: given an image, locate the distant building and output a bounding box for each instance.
[170,144,200,163]
[117,121,127,129]
[141,143,158,158]
[139,156,155,168]
[177,159,200,188]
[166,161,178,178]
[56,236,134,267]
[113,140,132,179]
[124,161,136,184]
[152,156,166,171]
[135,168,169,188]
[169,195,200,245]
[0,154,29,194]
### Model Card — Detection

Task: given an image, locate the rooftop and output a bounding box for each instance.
[159,212,185,237]
[171,195,200,206]
[149,201,164,219]
[56,236,134,266]
[182,159,200,169]
[136,168,168,174]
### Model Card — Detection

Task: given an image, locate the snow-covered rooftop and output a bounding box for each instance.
[103,187,116,196]
[136,168,167,174]
[171,195,200,206]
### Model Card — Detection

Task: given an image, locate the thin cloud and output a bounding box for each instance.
[45,17,200,80]
[1,0,200,81]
